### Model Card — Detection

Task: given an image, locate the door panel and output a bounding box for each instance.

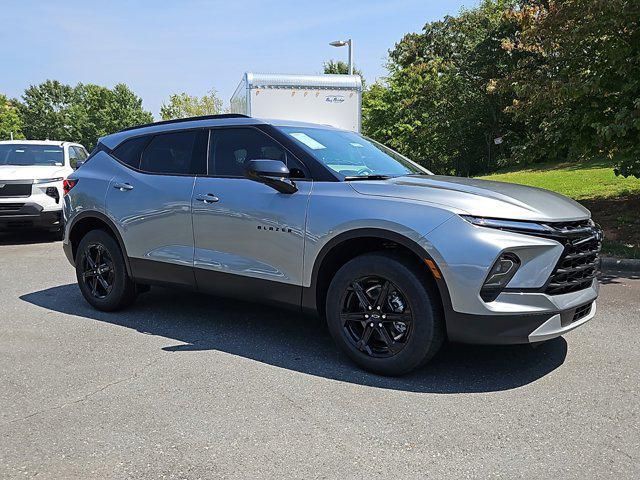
[106,164,196,287]
[192,177,311,290]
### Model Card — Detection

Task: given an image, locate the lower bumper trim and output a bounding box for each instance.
[445,300,597,345]
[528,302,597,343]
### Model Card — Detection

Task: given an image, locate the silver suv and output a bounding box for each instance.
[63,114,601,375]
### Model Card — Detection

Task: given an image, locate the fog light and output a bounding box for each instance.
[45,186,60,204]
[480,253,521,302]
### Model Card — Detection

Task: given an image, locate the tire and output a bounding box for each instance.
[326,252,444,376]
[75,229,137,311]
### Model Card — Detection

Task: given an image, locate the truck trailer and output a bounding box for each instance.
[230,72,362,132]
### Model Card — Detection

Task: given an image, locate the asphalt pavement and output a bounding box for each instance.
[1,232,638,479]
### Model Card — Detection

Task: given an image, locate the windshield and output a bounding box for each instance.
[278,127,430,178]
[0,144,64,167]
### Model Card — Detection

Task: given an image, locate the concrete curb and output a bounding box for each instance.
[601,256,640,273]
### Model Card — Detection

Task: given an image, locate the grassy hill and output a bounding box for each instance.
[478,160,640,259]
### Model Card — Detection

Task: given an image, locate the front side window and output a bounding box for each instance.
[139,130,207,175]
[278,126,430,178]
[209,127,307,178]
[76,146,88,161]
[0,144,64,166]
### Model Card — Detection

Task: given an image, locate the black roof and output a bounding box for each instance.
[117,114,250,133]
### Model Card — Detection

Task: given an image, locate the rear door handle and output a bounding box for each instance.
[113,182,134,191]
[195,193,219,204]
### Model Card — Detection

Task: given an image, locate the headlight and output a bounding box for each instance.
[480,252,521,302]
[33,177,64,184]
[460,215,554,234]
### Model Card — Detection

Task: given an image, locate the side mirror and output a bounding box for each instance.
[74,160,85,170]
[245,159,298,194]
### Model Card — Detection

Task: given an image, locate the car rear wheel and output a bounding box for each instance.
[75,229,137,311]
[326,252,444,376]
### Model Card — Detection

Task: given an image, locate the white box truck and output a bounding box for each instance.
[230,72,362,132]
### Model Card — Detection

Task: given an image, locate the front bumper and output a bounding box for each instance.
[421,214,600,344]
[444,279,599,344]
[0,202,62,230]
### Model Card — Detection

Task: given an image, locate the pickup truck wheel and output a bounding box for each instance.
[326,252,444,376]
[75,229,137,311]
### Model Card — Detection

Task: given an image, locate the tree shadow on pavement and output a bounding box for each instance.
[20,284,568,394]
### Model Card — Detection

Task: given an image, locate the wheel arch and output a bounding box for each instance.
[67,211,131,276]
[303,228,453,320]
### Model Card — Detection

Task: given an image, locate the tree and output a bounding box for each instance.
[506,0,640,178]
[323,60,365,88]
[19,80,74,141]
[363,0,523,175]
[160,89,223,120]
[0,94,24,140]
[68,83,153,150]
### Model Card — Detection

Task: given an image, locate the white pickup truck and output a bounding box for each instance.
[0,140,88,238]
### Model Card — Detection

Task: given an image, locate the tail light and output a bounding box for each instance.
[63,179,78,195]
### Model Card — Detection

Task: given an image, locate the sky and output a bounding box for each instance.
[2,0,477,118]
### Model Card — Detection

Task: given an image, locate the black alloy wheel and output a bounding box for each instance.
[80,243,115,299]
[340,276,413,358]
[326,252,444,375]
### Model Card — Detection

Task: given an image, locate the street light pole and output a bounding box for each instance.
[329,39,354,75]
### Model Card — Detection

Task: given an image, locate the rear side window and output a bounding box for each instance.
[112,135,150,169]
[140,130,206,175]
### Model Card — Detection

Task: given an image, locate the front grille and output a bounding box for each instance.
[0,183,31,197]
[543,220,602,295]
[0,203,25,212]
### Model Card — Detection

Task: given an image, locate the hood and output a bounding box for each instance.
[0,165,69,181]
[348,175,590,223]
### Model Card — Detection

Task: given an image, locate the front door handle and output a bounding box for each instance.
[113,182,134,191]
[195,193,219,204]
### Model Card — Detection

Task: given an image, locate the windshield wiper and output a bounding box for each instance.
[344,174,392,181]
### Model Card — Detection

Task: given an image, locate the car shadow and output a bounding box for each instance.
[0,231,60,246]
[20,284,568,394]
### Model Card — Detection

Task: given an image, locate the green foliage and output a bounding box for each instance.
[160,89,223,120]
[69,83,153,150]
[363,0,523,175]
[19,80,75,141]
[322,60,365,87]
[363,0,640,178]
[507,0,640,178]
[0,94,24,140]
[17,80,152,150]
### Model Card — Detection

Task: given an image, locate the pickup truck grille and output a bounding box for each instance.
[543,220,602,296]
[0,183,31,197]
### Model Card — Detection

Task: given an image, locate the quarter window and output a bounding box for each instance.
[112,135,151,169]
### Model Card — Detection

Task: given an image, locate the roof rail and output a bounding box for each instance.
[117,114,250,133]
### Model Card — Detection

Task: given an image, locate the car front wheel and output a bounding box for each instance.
[326,252,444,376]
